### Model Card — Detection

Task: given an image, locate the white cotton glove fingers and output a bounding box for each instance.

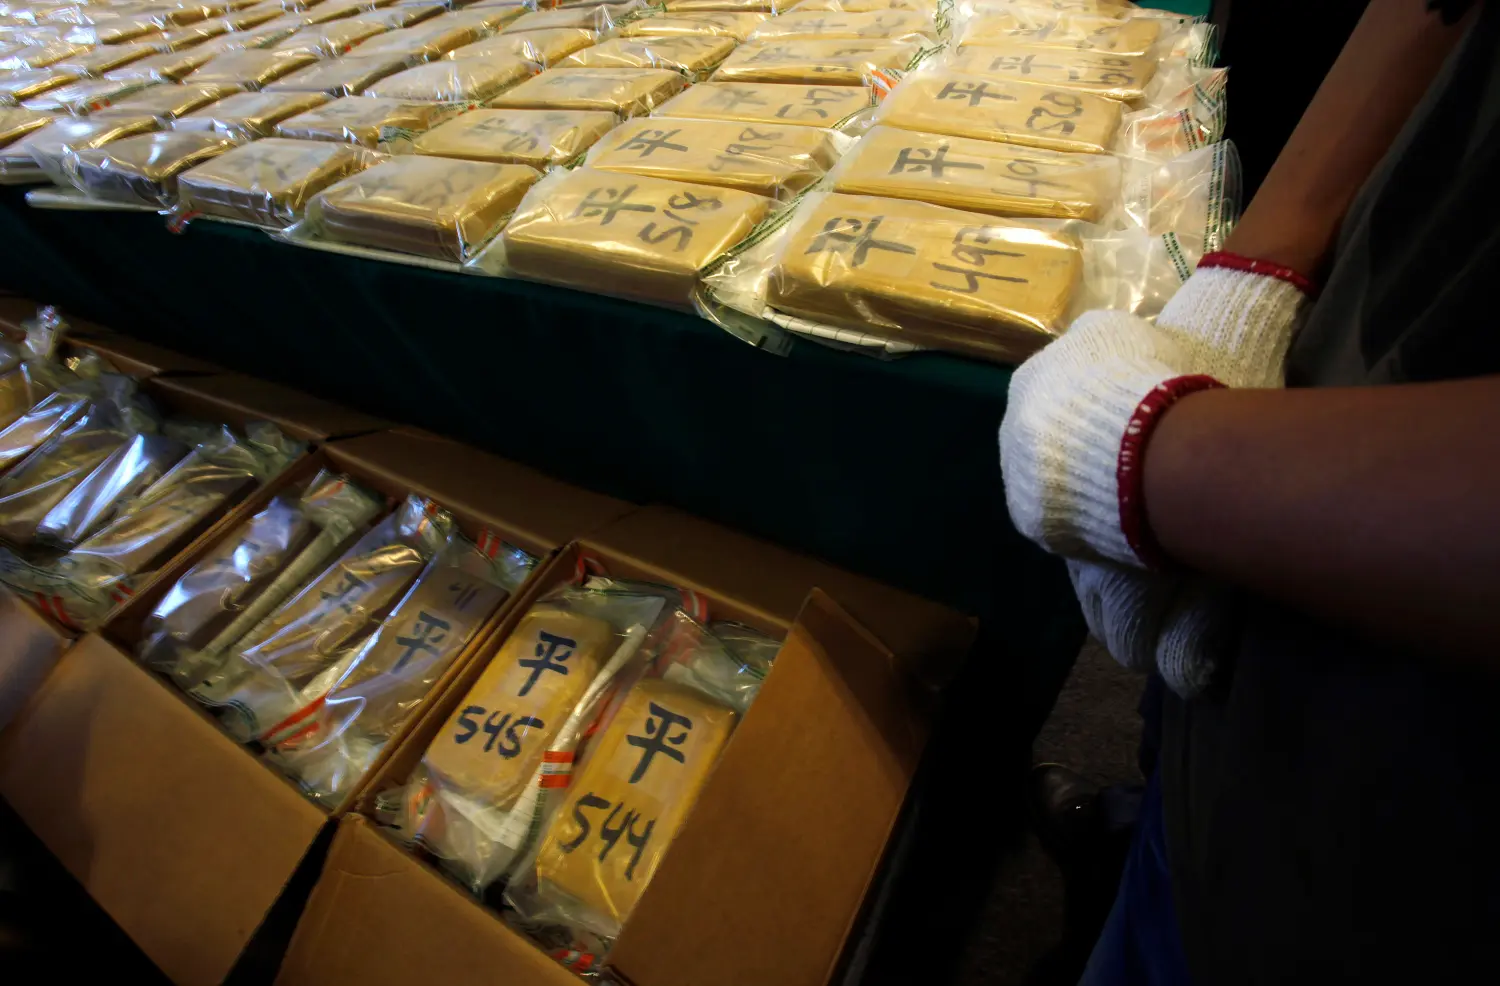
[1156,264,1309,389]
[1154,577,1239,698]
[1068,559,1180,674]
[1002,310,1200,565]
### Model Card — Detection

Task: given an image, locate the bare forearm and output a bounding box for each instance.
[1143,379,1500,667]
[1224,0,1470,277]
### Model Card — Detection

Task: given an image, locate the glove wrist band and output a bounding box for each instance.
[1197,251,1315,296]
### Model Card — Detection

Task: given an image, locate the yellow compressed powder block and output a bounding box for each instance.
[959,11,1162,55]
[745,9,932,42]
[559,36,737,77]
[655,80,871,125]
[413,108,618,167]
[618,12,768,42]
[364,56,537,103]
[448,29,598,67]
[877,72,1122,153]
[832,125,1116,220]
[712,38,921,85]
[424,608,614,809]
[769,192,1082,361]
[588,116,838,200]
[488,68,685,116]
[503,168,772,308]
[944,44,1156,101]
[176,137,379,227]
[534,677,736,928]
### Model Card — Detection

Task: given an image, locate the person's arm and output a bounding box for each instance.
[1222,0,1473,278]
[1144,378,1500,668]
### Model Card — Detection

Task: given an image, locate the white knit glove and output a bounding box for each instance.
[1001,255,1310,694]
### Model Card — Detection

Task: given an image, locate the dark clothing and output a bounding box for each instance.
[1162,5,1500,984]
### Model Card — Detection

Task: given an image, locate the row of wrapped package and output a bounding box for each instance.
[0,0,1232,361]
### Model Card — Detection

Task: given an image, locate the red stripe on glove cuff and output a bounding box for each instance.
[1197,251,1315,295]
[1118,374,1226,569]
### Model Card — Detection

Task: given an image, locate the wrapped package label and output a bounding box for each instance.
[744,9,933,42]
[176,136,381,227]
[654,80,872,126]
[92,82,240,123]
[364,55,535,103]
[173,89,331,139]
[263,53,412,96]
[711,38,922,86]
[308,156,540,261]
[140,470,381,687]
[22,77,158,115]
[7,114,161,186]
[768,192,1082,361]
[958,10,1162,56]
[35,431,187,547]
[200,495,453,742]
[532,677,736,932]
[588,117,839,200]
[186,48,319,88]
[0,70,81,106]
[944,44,1156,101]
[0,107,54,149]
[411,107,617,168]
[0,408,131,546]
[350,21,490,65]
[55,41,159,77]
[488,68,684,117]
[276,95,463,148]
[424,607,615,806]
[503,168,772,307]
[67,131,239,206]
[560,36,737,78]
[275,20,392,59]
[104,47,218,84]
[876,72,1122,154]
[449,28,596,68]
[832,125,1117,220]
[618,12,768,43]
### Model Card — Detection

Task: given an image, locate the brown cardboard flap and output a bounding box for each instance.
[71,334,223,378]
[275,816,578,986]
[0,590,71,730]
[151,374,390,443]
[325,430,633,561]
[607,589,924,986]
[0,634,329,986]
[584,506,975,690]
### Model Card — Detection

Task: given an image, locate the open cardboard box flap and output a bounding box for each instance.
[0,589,70,731]
[0,633,328,986]
[71,332,225,379]
[152,374,389,444]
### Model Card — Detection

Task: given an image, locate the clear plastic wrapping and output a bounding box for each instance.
[744,9,934,43]
[177,135,383,226]
[559,35,736,79]
[500,166,772,308]
[957,9,1163,56]
[791,0,932,11]
[139,470,382,689]
[8,114,162,185]
[172,89,332,140]
[874,69,1123,153]
[92,82,241,125]
[830,124,1119,220]
[274,19,392,59]
[411,107,618,168]
[710,38,924,86]
[436,6,533,33]
[489,67,685,117]
[586,116,843,200]
[1120,139,1239,272]
[0,381,93,471]
[54,41,159,77]
[653,80,873,127]
[0,41,90,71]
[184,47,319,88]
[21,77,158,114]
[151,20,233,53]
[274,95,465,149]
[943,43,1156,101]
[64,131,240,207]
[348,4,447,32]
[190,494,455,740]
[448,28,596,67]
[263,52,412,95]
[268,531,536,804]
[617,12,767,43]
[0,69,80,105]
[364,54,536,102]
[664,0,779,11]
[392,585,668,892]
[503,3,630,35]
[103,46,220,84]
[347,20,491,64]
[1116,63,1225,160]
[32,429,187,548]
[0,107,54,149]
[304,155,541,261]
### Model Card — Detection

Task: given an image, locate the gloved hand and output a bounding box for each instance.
[1001,254,1310,693]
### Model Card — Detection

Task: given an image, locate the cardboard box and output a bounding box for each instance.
[0,428,629,986]
[0,373,387,730]
[0,296,217,377]
[276,506,975,986]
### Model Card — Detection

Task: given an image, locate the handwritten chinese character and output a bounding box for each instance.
[804,214,917,267]
[517,629,575,696]
[318,569,369,616]
[618,127,689,158]
[392,610,450,672]
[936,80,1018,108]
[624,702,693,783]
[574,184,656,225]
[889,144,984,180]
